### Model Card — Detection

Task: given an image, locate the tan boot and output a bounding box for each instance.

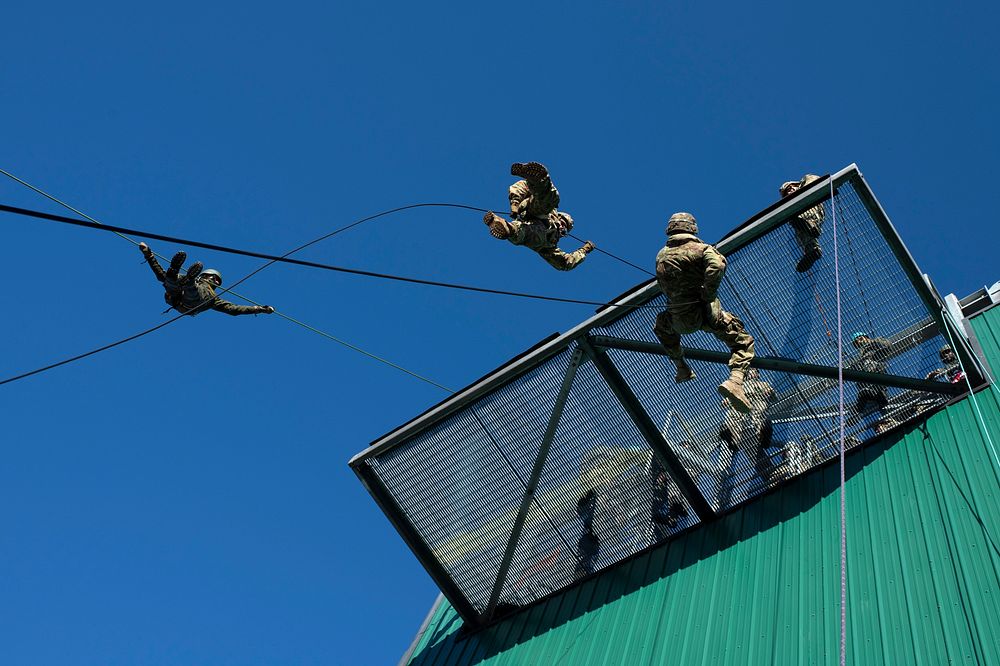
[674,359,696,383]
[718,370,751,413]
[484,211,513,240]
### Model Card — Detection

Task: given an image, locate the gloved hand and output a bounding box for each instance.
[139,242,151,255]
[257,305,275,314]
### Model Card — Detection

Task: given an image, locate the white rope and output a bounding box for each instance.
[831,179,847,666]
[940,315,1000,475]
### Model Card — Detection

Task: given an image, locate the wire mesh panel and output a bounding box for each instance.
[352,166,973,625]
[493,357,699,609]
[364,349,574,613]
[599,346,946,510]
[720,179,949,379]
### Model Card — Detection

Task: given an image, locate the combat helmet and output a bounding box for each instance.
[200,268,223,286]
[666,212,698,236]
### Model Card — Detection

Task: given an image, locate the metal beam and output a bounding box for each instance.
[849,169,985,387]
[588,335,961,396]
[485,348,586,619]
[579,337,716,519]
[354,464,481,625]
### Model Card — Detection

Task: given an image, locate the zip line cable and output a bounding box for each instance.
[0,202,667,311]
[0,167,656,390]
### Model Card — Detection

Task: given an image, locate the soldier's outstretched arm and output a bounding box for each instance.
[138,242,166,282]
[211,299,275,316]
[702,245,727,300]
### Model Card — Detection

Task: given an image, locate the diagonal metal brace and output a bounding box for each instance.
[579,336,715,519]
[486,347,586,618]
[588,335,962,396]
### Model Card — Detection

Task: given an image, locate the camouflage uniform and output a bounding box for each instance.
[780,174,825,272]
[653,218,755,410]
[927,345,965,383]
[719,370,776,499]
[852,335,892,413]
[722,371,774,454]
[485,163,593,271]
[141,248,268,316]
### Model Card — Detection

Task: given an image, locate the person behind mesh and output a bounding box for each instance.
[779,174,825,273]
[573,445,667,580]
[850,331,894,433]
[925,344,965,384]
[647,454,688,543]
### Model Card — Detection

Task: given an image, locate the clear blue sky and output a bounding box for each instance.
[1,2,997,664]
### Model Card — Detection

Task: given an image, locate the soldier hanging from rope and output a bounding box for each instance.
[483,162,596,271]
[779,174,825,273]
[653,212,756,412]
[139,243,275,317]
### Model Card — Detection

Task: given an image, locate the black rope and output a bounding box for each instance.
[0,202,663,311]
[0,315,185,387]
[565,232,654,276]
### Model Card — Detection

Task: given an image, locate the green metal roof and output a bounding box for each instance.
[402,305,1000,665]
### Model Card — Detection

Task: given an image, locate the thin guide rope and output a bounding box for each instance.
[940,315,1000,475]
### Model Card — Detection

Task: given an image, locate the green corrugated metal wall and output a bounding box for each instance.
[403,306,1000,665]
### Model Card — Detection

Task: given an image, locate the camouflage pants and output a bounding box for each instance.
[653,300,755,374]
[508,218,589,271]
[790,211,823,254]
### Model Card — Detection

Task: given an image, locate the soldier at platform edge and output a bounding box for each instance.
[653,212,756,412]
[779,174,825,273]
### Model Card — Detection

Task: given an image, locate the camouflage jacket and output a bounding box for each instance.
[854,337,891,375]
[176,280,262,317]
[143,252,260,316]
[508,179,560,220]
[655,234,727,316]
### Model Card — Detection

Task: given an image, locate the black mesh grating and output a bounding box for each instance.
[354,168,971,624]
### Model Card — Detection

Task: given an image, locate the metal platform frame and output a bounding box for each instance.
[350,164,979,626]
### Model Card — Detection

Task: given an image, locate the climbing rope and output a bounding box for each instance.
[831,180,847,666]
[0,315,185,387]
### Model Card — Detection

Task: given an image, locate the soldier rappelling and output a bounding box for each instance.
[779,174,825,272]
[483,162,596,271]
[139,243,275,317]
[653,212,756,412]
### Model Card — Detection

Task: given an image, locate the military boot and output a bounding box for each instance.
[674,359,696,383]
[484,211,513,240]
[166,251,187,281]
[718,370,751,413]
[182,261,204,285]
[796,245,823,273]
[510,161,549,181]
[581,241,596,254]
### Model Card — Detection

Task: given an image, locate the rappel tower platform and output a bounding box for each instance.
[349,164,992,631]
